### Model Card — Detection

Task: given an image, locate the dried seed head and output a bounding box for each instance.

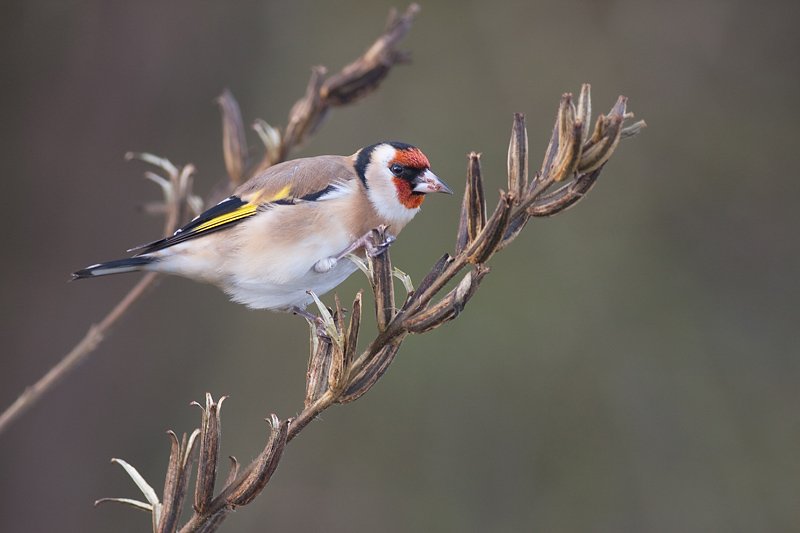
[467,193,514,264]
[158,429,199,533]
[507,113,528,198]
[193,394,226,515]
[529,165,605,217]
[338,341,404,404]
[281,66,328,160]
[321,4,420,105]
[305,335,333,408]
[340,291,363,382]
[252,118,282,171]
[367,226,396,332]
[216,89,247,186]
[456,152,486,255]
[406,266,489,334]
[547,94,583,183]
[578,96,626,174]
[226,415,289,507]
[621,119,647,139]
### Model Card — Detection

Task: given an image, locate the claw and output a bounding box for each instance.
[343,231,409,291]
[332,229,397,263]
[365,234,396,257]
[313,230,395,277]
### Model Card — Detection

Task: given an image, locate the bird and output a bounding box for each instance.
[73,142,452,317]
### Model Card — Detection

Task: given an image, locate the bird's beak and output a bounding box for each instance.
[413,169,453,194]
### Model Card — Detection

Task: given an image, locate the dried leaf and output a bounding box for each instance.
[111,458,160,507]
[392,267,414,294]
[94,497,153,513]
[308,290,343,345]
[252,118,281,171]
[125,151,179,177]
[109,457,162,530]
[216,89,248,186]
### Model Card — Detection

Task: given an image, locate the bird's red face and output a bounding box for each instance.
[387,146,451,209]
[357,141,452,226]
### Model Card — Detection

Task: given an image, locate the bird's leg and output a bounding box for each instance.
[312,230,396,273]
[344,230,397,258]
[290,306,329,339]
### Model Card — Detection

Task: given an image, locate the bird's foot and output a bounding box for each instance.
[337,230,397,261]
[313,230,396,275]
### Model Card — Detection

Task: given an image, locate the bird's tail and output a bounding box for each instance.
[72,256,155,280]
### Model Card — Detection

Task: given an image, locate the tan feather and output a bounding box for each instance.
[236,155,358,203]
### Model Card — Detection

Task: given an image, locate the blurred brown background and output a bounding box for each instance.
[2,1,798,532]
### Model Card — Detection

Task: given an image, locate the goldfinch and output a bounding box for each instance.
[73,142,451,313]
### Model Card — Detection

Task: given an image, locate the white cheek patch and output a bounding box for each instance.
[364,144,421,226]
[368,188,420,225]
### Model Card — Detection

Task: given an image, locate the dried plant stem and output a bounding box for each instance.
[0,159,190,435]
[0,272,157,434]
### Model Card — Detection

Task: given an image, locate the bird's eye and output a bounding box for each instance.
[390,163,404,176]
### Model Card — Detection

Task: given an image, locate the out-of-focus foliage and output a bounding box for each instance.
[1,1,798,532]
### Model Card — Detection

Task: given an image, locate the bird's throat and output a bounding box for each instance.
[393,178,425,209]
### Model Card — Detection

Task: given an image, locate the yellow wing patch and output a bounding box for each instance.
[250,184,292,204]
[132,185,296,255]
[192,185,292,232]
[192,203,259,233]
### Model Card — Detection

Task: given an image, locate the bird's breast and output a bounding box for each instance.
[217,203,361,309]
